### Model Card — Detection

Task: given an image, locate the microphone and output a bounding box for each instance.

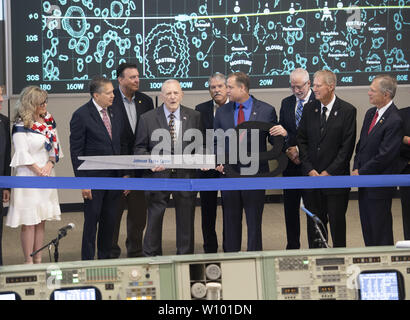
[31,223,75,260]
[300,207,322,224]
[58,223,75,234]
[301,206,330,248]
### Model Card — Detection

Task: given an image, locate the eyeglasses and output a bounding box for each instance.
[39,98,48,106]
[290,81,308,91]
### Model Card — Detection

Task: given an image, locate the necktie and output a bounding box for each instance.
[237,104,245,125]
[320,106,327,135]
[368,110,379,134]
[101,108,112,139]
[168,113,176,142]
[295,99,304,128]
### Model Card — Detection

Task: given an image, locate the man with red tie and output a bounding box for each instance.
[214,72,278,252]
[352,75,403,246]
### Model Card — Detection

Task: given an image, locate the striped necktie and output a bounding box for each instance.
[168,113,176,142]
[295,99,304,128]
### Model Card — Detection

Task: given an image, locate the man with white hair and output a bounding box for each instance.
[297,70,357,248]
[270,68,316,249]
[352,74,403,246]
[134,79,203,256]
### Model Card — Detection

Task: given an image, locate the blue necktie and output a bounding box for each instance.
[295,99,304,128]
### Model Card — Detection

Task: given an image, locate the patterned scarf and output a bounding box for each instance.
[13,112,60,162]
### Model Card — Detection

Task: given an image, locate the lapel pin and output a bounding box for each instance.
[315,109,319,112]
[253,112,257,115]
[334,111,338,116]
[183,116,187,120]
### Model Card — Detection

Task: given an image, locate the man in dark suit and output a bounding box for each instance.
[398,106,410,240]
[270,68,316,249]
[297,70,357,248]
[70,76,123,260]
[214,72,278,252]
[194,72,229,253]
[0,85,11,265]
[352,75,403,246]
[134,79,203,256]
[110,63,154,258]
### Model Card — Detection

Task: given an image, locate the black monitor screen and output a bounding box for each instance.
[51,286,101,300]
[358,270,405,300]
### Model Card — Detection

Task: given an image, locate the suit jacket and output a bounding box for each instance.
[213,96,278,174]
[195,99,219,179]
[111,88,154,177]
[70,99,123,178]
[353,103,403,198]
[398,106,410,172]
[195,99,215,130]
[111,88,154,155]
[0,113,11,179]
[134,104,203,179]
[280,89,317,150]
[297,96,357,181]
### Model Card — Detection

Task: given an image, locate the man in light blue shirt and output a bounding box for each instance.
[110,63,154,258]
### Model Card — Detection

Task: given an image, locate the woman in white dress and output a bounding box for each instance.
[6,86,62,264]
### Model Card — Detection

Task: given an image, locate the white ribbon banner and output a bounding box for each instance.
[77,154,216,170]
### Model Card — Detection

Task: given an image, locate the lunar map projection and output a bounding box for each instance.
[8,0,410,94]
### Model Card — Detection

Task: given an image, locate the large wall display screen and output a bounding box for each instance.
[8,0,410,94]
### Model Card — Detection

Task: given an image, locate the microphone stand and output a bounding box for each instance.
[313,222,329,248]
[30,229,69,263]
[301,206,330,248]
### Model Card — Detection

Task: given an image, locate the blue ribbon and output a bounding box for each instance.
[0,175,409,191]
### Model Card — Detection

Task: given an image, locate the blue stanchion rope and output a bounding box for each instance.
[0,175,409,191]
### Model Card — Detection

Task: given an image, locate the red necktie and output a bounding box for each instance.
[237,104,245,125]
[368,110,379,134]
